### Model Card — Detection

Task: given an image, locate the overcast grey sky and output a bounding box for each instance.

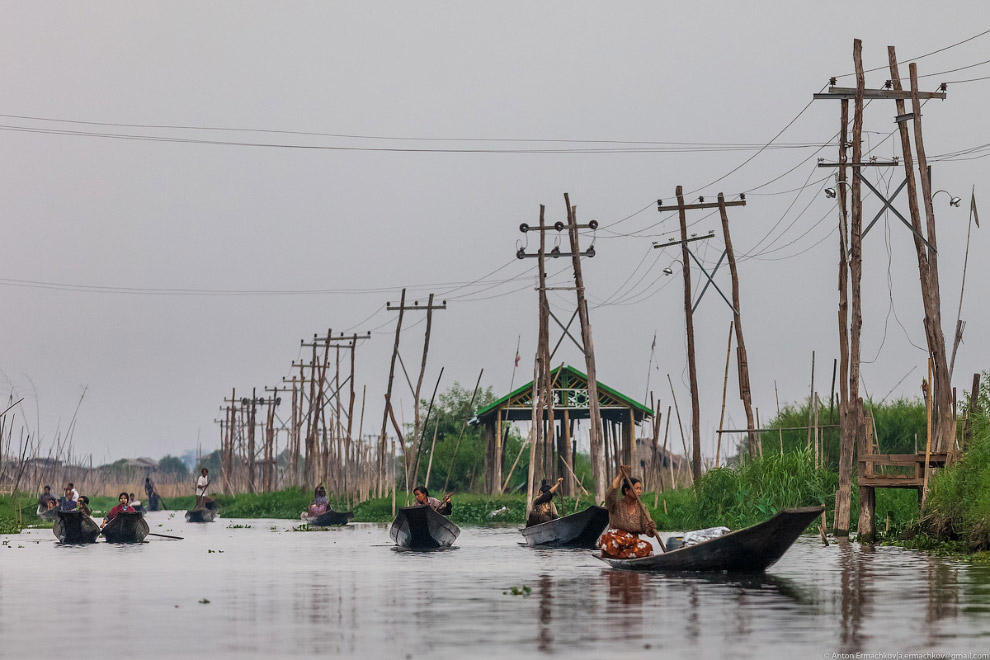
[2,2,988,465]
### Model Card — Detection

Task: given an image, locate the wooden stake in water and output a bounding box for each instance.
[716,321,734,468]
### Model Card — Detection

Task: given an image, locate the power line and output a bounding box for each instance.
[833,28,990,78]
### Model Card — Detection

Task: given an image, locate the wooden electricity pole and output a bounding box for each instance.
[378,288,406,497]
[516,196,602,500]
[717,192,757,457]
[814,39,945,538]
[381,293,446,496]
[564,193,606,502]
[656,190,746,480]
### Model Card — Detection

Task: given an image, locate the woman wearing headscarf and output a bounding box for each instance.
[526,477,563,527]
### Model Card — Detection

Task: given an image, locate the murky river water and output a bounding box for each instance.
[2,511,989,659]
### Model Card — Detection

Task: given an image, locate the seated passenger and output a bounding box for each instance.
[598,466,658,559]
[412,486,452,516]
[59,487,78,512]
[526,477,563,527]
[77,496,93,517]
[129,493,143,512]
[38,486,56,510]
[102,492,135,528]
[309,485,329,517]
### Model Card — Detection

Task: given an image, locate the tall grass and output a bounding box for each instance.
[919,374,990,550]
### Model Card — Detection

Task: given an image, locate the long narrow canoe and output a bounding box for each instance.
[36,505,58,522]
[101,511,150,543]
[389,505,460,549]
[520,505,610,548]
[185,508,216,523]
[599,505,824,572]
[185,500,218,523]
[54,510,100,544]
[306,509,354,527]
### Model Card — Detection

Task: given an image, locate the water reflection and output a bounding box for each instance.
[2,521,990,659]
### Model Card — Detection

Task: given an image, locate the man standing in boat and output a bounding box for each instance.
[145,477,159,511]
[412,486,452,516]
[526,477,563,527]
[101,492,135,528]
[195,468,211,508]
[599,465,658,559]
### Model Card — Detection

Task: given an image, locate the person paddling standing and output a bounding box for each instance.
[196,468,210,508]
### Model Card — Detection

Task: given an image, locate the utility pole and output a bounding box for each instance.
[223,388,277,493]
[380,294,446,496]
[377,289,406,498]
[656,190,746,479]
[517,195,601,498]
[716,193,756,458]
[302,331,369,496]
[564,193,603,501]
[814,41,950,539]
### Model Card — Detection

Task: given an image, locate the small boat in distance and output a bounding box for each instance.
[598,505,824,573]
[54,510,100,544]
[101,511,150,544]
[305,509,354,526]
[389,505,459,549]
[520,505,610,548]
[185,500,218,523]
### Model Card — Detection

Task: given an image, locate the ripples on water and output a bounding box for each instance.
[2,513,989,659]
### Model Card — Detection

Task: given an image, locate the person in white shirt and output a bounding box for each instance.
[67,483,79,502]
[196,468,210,507]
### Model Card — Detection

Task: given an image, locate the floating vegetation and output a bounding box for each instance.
[198,598,210,604]
[226,524,252,529]
[503,585,532,597]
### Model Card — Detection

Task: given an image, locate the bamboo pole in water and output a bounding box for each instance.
[716,321,734,467]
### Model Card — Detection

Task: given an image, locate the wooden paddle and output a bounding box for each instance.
[147,532,184,540]
[618,465,667,553]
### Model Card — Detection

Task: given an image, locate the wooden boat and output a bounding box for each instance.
[185,500,218,523]
[598,505,824,573]
[36,505,58,522]
[53,510,100,544]
[101,511,150,543]
[520,505,610,548]
[306,509,354,526]
[389,505,459,549]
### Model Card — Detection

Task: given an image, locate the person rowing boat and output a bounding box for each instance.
[599,465,659,559]
[195,468,211,508]
[102,492,136,529]
[526,477,563,527]
[412,486,452,515]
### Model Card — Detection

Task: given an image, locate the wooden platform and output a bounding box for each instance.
[858,452,949,489]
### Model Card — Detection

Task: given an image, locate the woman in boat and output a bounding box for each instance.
[101,492,135,528]
[413,486,452,516]
[309,485,328,517]
[599,465,657,559]
[526,477,563,527]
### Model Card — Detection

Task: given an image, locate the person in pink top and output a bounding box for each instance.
[101,492,135,528]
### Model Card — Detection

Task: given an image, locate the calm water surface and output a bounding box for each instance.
[2,511,989,659]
